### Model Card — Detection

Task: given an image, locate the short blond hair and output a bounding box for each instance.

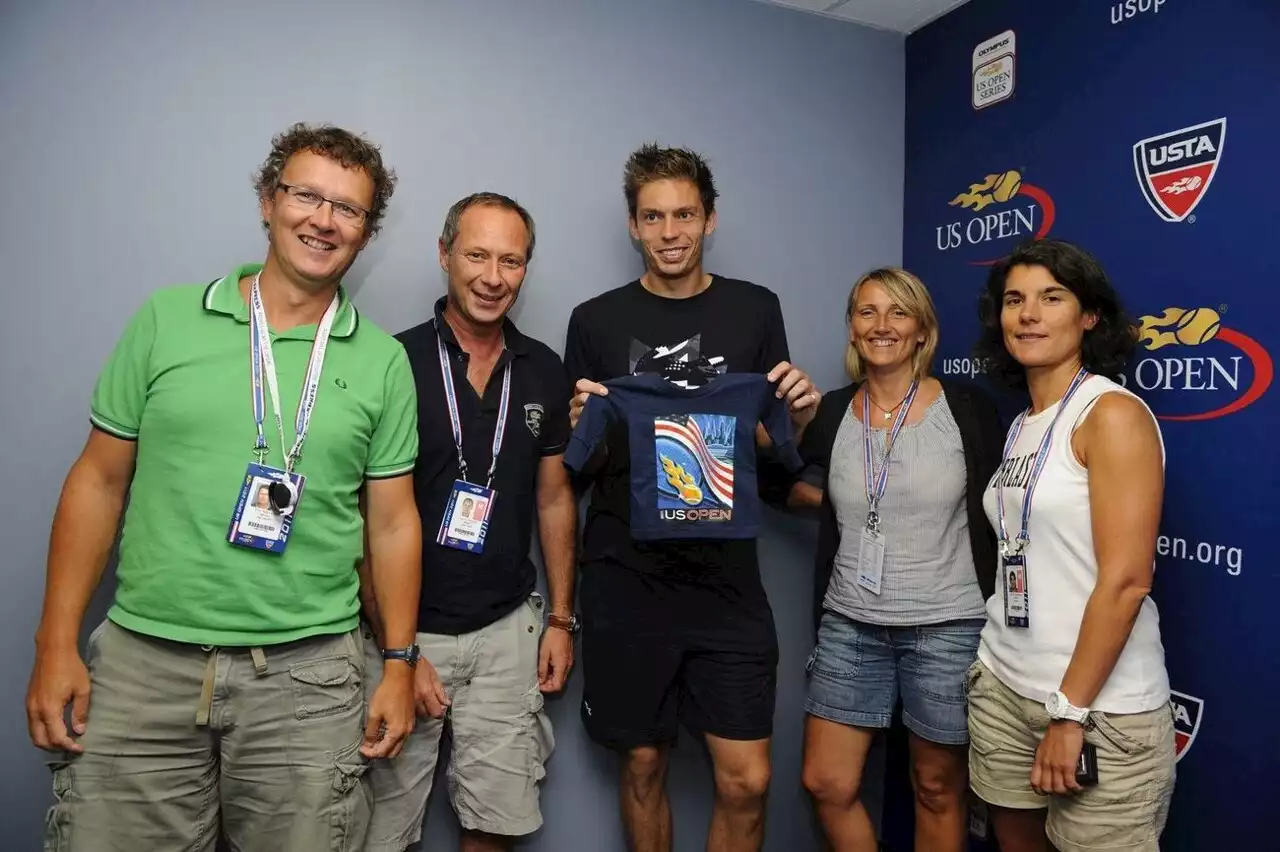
[844,267,940,383]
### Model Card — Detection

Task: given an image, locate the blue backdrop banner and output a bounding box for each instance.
[903,1,1278,849]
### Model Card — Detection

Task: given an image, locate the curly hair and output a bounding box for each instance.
[623,143,719,219]
[974,238,1136,390]
[253,122,397,238]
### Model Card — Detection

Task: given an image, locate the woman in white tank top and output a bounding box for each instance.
[965,240,1177,852]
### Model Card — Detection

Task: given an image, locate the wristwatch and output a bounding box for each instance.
[1045,690,1090,724]
[547,613,581,634]
[381,644,421,667]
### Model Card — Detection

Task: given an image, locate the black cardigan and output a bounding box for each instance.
[799,377,1007,634]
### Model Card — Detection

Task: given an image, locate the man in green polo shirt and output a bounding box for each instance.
[25,123,423,852]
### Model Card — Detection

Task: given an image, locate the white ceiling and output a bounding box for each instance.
[746,0,972,33]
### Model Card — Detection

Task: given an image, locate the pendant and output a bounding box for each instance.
[883,410,893,421]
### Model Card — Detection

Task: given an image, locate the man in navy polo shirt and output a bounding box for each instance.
[359,192,577,852]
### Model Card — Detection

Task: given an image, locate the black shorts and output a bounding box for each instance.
[578,559,779,750]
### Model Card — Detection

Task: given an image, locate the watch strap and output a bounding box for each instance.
[547,613,580,634]
[381,644,420,665]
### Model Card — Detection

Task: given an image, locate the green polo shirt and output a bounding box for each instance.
[91,263,418,646]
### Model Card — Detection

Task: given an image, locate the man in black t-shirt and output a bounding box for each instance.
[564,144,821,852]
[360,193,577,852]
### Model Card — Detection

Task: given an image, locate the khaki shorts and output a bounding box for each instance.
[362,594,554,850]
[44,619,372,852]
[966,659,1176,852]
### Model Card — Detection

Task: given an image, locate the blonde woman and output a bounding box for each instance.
[796,268,1004,851]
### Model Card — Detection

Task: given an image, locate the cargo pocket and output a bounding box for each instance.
[43,759,74,852]
[329,742,372,852]
[523,687,555,785]
[1089,711,1151,756]
[290,656,359,721]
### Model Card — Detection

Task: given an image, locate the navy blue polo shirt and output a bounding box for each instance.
[397,298,571,635]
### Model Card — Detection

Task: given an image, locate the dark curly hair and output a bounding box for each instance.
[254,122,397,238]
[975,238,1136,389]
[623,143,719,220]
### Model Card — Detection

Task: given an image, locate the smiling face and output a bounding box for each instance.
[627,178,717,281]
[259,150,374,291]
[1000,263,1098,371]
[440,204,530,329]
[849,279,927,376]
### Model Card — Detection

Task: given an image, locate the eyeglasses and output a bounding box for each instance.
[277,183,370,225]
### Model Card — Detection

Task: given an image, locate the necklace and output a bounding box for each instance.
[867,390,908,421]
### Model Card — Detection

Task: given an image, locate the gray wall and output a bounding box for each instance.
[0,0,904,848]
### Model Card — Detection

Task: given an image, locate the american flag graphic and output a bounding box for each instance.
[654,414,735,508]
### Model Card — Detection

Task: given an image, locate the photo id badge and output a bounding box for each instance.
[856,527,886,595]
[437,480,496,553]
[228,463,306,553]
[1003,553,1029,628]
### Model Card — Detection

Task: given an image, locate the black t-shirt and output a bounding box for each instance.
[562,275,791,578]
[397,298,571,635]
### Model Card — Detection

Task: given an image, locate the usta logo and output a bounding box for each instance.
[1170,691,1202,762]
[936,170,1055,265]
[1115,306,1272,420]
[1133,118,1225,222]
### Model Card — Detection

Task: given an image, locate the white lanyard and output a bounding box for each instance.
[249,274,339,472]
[436,330,512,489]
[996,367,1090,556]
[862,380,919,533]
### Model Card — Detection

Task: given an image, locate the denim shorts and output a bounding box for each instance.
[804,610,983,746]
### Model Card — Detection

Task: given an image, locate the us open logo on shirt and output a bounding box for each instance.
[654,414,735,522]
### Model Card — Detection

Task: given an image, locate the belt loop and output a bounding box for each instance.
[195,651,217,727]
[250,647,268,677]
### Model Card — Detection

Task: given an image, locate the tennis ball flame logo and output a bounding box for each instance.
[948,170,1024,212]
[660,455,703,506]
[1137,307,1221,350]
[1122,306,1273,421]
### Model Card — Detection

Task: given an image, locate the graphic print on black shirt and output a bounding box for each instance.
[630,333,726,388]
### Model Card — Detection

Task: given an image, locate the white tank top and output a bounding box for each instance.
[977,375,1171,713]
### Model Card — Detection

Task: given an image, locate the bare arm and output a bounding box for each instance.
[787,481,823,510]
[355,490,385,648]
[1059,394,1164,708]
[359,474,422,758]
[363,475,421,652]
[537,454,578,617]
[536,453,578,693]
[27,429,137,751]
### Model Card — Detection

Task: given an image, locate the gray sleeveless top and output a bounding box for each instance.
[824,391,987,625]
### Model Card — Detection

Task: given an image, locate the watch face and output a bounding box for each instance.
[1047,692,1064,715]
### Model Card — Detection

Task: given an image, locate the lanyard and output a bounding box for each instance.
[436,330,512,489]
[249,274,339,472]
[862,380,919,533]
[997,367,1091,555]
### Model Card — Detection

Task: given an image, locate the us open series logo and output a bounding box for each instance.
[972,30,1015,110]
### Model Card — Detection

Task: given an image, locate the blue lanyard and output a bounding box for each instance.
[996,367,1091,555]
[249,274,338,471]
[436,331,512,489]
[862,380,920,532]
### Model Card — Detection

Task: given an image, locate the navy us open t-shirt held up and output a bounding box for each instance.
[564,373,802,541]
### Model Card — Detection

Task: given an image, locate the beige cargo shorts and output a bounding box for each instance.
[43,618,372,852]
[966,659,1177,852]
[361,593,555,851]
